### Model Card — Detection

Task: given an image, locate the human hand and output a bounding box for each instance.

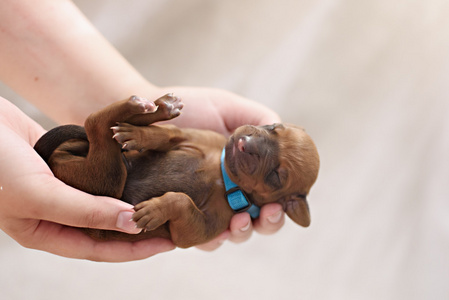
[150,87,285,251]
[155,86,281,135]
[0,98,175,262]
[0,0,283,256]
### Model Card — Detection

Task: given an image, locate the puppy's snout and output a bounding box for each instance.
[237,136,249,152]
[238,136,258,155]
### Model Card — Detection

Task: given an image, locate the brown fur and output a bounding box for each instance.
[34,94,320,248]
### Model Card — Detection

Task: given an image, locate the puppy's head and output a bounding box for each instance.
[224,123,320,227]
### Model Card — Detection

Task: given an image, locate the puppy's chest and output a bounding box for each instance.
[121,149,223,206]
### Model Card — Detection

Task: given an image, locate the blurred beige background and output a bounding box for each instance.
[1,0,448,299]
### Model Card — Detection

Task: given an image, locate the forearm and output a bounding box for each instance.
[0,0,159,125]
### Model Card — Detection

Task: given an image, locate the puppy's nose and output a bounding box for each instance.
[237,136,249,152]
[238,136,258,154]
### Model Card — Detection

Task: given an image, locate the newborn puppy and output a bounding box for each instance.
[34,94,320,248]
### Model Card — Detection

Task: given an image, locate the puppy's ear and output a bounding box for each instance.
[284,194,311,227]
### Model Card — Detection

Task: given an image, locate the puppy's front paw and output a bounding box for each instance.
[127,95,158,114]
[154,93,184,120]
[133,200,167,231]
[111,123,143,151]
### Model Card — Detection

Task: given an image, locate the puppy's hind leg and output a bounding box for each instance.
[124,93,183,126]
[50,96,158,198]
[75,96,162,197]
[45,95,183,199]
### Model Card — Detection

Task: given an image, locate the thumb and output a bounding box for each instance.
[213,92,281,133]
[27,176,141,234]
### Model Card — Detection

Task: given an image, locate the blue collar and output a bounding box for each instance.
[221,148,260,218]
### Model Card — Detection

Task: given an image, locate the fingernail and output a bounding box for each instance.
[240,221,251,232]
[117,211,141,234]
[267,211,282,224]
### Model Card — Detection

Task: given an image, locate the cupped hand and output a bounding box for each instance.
[0,98,175,262]
[155,86,281,135]
[1,86,286,258]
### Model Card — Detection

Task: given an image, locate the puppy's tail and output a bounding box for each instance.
[34,125,88,163]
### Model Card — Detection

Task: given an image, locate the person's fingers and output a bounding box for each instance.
[213,91,281,132]
[18,220,175,262]
[195,211,254,251]
[228,212,253,243]
[195,230,230,252]
[196,205,285,251]
[158,87,281,134]
[253,203,285,235]
[20,174,142,234]
[0,129,141,235]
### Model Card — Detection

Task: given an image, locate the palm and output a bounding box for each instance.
[158,87,281,135]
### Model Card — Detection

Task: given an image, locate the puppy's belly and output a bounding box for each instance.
[121,151,211,206]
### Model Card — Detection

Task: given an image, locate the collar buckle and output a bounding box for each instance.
[225,187,252,213]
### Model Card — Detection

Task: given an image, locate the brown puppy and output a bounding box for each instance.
[34,94,320,248]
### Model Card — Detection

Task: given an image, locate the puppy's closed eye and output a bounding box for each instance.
[265,168,282,189]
